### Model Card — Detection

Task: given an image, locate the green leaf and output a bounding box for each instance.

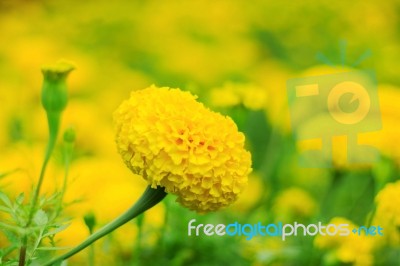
[0,244,18,258]
[15,193,25,206]
[243,110,273,170]
[0,225,21,242]
[0,192,13,209]
[2,260,19,266]
[34,209,48,226]
[43,223,70,238]
[0,205,11,213]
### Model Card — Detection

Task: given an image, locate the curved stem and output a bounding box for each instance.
[19,61,73,266]
[28,113,59,224]
[56,141,72,218]
[44,186,167,266]
[19,114,59,266]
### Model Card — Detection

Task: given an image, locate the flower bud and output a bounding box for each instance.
[63,126,76,144]
[83,212,97,234]
[41,60,75,114]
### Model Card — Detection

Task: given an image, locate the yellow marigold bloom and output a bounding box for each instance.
[272,187,316,221]
[375,181,400,225]
[113,85,252,212]
[374,180,400,245]
[231,172,264,211]
[315,217,375,266]
[359,84,400,164]
[209,82,267,110]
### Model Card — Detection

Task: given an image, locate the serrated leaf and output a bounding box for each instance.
[0,205,11,213]
[33,209,48,226]
[0,244,18,258]
[3,260,19,266]
[15,193,24,205]
[43,223,70,238]
[0,221,25,235]
[0,192,13,209]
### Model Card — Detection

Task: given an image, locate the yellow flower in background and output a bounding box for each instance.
[272,187,316,221]
[63,158,147,222]
[242,237,285,266]
[314,217,356,249]
[131,1,257,85]
[55,216,139,265]
[249,61,292,133]
[374,180,400,245]
[114,85,252,213]
[209,82,267,110]
[359,84,400,164]
[314,217,375,266]
[55,156,166,262]
[0,144,62,195]
[375,180,400,225]
[209,84,241,108]
[230,172,265,212]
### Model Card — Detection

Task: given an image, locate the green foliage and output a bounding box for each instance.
[0,62,75,266]
[0,190,71,265]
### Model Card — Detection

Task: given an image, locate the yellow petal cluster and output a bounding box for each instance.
[314,217,375,266]
[209,82,267,110]
[374,180,400,245]
[113,85,252,212]
[272,187,316,221]
[375,181,400,225]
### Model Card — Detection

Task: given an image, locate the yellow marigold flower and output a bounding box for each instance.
[231,172,264,211]
[374,180,400,245]
[113,85,252,212]
[209,82,267,110]
[272,187,316,221]
[209,85,241,108]
[359,84,400,164]
[375,181,400,225]
[314,217,375,266]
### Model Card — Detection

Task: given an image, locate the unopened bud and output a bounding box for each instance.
[63,127,76,144]
[84,212,97,234]
[41,60,75,113]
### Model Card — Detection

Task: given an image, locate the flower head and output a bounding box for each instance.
[209,82,267,110]
[113,85,252,213]
[375,181,400,226]
[272,187,316,221]
[41,60,75,114]
[314,217,375,266]
[374,180,400,245]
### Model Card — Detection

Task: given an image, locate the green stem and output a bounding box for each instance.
[134,213,144,265]
[18,246,27,266]
[56,142,71,217]
[28,113,59,224]
[87,215,95,266]
[88,244,95,266]
[19,60,73,266]
[29,228,45,262]
[157,199,169,253]
[19,114,59,266]
[44,186,167,266]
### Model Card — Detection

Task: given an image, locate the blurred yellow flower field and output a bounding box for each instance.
[1,0,400,265]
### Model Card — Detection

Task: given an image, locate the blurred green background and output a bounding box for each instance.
[0,0,400,265]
